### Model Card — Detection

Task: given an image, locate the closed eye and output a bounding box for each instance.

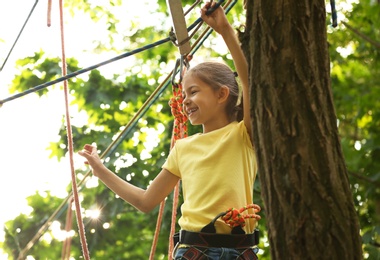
[183,86,198,98]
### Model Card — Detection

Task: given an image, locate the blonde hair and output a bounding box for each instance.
[185,61,243,121]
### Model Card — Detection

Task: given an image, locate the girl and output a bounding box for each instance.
[79,2,260,259]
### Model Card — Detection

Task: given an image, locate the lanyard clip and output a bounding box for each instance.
[171,55,190,86]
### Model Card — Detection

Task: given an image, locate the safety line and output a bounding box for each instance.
[58,0,91,258]
[0,37,171,106]
[0,0,39,72]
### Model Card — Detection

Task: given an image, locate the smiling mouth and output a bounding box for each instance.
[187,108,198,117]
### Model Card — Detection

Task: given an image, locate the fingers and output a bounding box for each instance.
[201,1,216,16]
[202,1,220,15]
[201,1,225,31]
[83,144,95,152]
[78,144,97,164]
[81,144,98,156]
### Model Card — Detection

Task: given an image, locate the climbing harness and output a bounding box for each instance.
[172,204,261,259]
[201,204,261,234]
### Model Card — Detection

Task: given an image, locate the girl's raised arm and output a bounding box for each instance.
[201,3,252,139]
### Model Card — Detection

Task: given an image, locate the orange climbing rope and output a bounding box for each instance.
[168,81,188,259]
[221,204,261,228]
[167,55,191,259]
[47,0,52,27]
[61,198,74,260]
[169,82,188,141]
[58,0,90,259]
[149,55,190,260]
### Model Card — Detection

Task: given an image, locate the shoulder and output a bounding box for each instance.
[174,133,200,145]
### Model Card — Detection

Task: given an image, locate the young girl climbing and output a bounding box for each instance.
[79,2,260,259]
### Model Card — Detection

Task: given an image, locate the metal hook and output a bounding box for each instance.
[171,55,190,86]
[171,58,181,87]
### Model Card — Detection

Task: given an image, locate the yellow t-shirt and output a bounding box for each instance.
[162,121,258,234]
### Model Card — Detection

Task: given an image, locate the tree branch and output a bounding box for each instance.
[342,21,380,50]
[348,170,380,187]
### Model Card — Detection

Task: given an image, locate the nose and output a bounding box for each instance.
[183,95,190,106]
[182,96,190,115]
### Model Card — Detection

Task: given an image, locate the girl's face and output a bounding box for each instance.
[182,74,228,131]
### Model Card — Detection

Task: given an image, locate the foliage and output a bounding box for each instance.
[2,0,379,259]
[328,0,380,258]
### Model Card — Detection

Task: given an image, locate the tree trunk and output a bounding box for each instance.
[243,0,363,258]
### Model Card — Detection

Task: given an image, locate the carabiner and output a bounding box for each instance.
[171,55,190,86]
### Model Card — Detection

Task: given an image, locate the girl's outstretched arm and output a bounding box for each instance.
[201,3,252,139]
[78,144,180,213]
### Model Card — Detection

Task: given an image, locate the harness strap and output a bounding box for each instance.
[238,248,259,260]
[178,246,207,260]
[174,229,259,249]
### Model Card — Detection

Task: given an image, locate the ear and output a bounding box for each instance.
[218,85,230,103]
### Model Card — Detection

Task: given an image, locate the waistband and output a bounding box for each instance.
[174,229,259,249]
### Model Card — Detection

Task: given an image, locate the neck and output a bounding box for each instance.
[202,118,233,133]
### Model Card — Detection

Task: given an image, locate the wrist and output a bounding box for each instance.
[219,24,235,37]
[91,162,108,177]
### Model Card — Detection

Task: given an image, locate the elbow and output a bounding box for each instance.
[139,207,152,214]
[128,188,163,213]
[133,200,157,214]
[137,204,156,214]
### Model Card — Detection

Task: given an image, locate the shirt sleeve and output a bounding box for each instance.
[162,143,181,178]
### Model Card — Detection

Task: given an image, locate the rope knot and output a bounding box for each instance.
[221,204,261,228]
[169,83,188,140]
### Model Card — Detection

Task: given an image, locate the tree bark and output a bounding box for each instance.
[244,0,363,258]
